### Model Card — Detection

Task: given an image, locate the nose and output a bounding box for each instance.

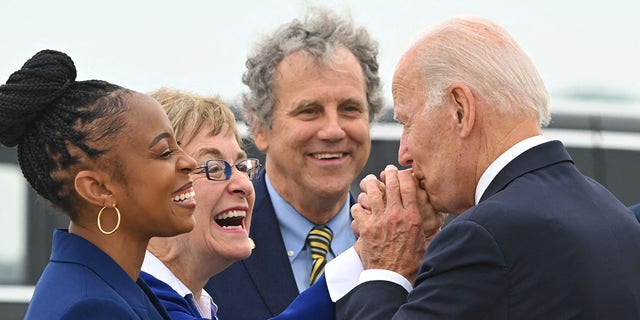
[317,111,346,141]
[397,130,413,166]
[179,151,197,174]
[227,168,254,198]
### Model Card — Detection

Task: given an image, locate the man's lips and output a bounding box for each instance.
[310,152,346,160]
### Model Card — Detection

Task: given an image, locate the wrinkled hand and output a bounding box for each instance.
[351,165,439,283]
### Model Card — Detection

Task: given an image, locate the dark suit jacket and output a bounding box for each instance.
[25,229,170,320]
[629,203,640,223]
[205,170,353,320]
[337,141,640,319]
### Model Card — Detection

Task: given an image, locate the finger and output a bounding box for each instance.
[361,175,386,214]
[351,218,360,237]
[358,192,371,210]
[359,174,378,193]
[397,169,418,210]
[382,165,402,210]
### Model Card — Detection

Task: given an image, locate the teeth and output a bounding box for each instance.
[221,225,243,230]
[313,153,343,159]
[173,190,196,202]
[214,210,247,220]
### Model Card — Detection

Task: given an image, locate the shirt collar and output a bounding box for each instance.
[141,250,192,297]
[475,135,549,204]
[142,251,217,318]
[266,173,353,261]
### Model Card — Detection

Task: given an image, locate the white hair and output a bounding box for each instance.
[417,16,550,126]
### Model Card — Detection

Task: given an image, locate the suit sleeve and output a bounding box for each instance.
[336,280,408,320]
[271,274,335,320]
[337,220,508,319]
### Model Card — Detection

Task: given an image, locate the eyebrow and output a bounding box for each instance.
[288,100,316,114]
[339,97,366,107]
[149,132,171,148]
[193,147,248,162]
[290,97,366,113]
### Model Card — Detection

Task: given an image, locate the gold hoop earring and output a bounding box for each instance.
[97,205,121,235]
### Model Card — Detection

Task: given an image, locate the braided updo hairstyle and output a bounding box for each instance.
[0,50,131,219]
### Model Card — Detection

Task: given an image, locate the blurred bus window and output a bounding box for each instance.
[0,163,27,284]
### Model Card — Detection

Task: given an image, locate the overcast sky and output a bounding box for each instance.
[1,0,639,108]
[1,0,639,270]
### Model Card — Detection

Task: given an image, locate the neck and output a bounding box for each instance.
[69,221,147,281]
[271,181,348,225]
[474,116,542,185]
[147,238,222,296]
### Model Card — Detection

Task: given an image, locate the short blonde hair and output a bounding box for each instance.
[150,87,241,146]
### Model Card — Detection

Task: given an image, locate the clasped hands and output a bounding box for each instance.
[351,165,446,283]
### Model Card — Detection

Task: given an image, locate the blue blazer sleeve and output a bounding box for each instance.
[140,272,205,320]
[629,203,640,223]
[271,274,335,320]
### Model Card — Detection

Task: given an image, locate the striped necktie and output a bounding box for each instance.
[306,225,333,285]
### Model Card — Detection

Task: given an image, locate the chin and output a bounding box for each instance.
[222,247,252,262]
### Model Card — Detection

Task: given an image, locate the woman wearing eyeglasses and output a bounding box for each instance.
[140,88,336,320]
[140,88,257,320]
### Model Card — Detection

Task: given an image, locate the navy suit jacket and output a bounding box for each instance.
[337,141,640,319]
[629,203,640,223]
[205,170,353,320]
[25,229,170,320]
[143,270,334,320]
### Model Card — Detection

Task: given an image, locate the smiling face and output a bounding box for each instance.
[107,92,197,238]
[253,46,371,209]
[180,124,256,265]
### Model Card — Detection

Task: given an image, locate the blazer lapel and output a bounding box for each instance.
[52,230,168,319]
[480,140,573,202]
[243,171,300,314]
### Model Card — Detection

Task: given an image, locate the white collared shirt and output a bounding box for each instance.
[265,173,357,293]
[475,135,548,204]
[141,251,218,319]
[325,136,550,301]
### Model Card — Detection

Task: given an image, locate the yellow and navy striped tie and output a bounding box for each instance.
[307,225,333,285]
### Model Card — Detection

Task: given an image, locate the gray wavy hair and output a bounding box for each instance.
[242,8,383,132]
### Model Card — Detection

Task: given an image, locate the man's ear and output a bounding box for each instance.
[252,129,269,152]
[74,171,114,207]
[449,83,476,138]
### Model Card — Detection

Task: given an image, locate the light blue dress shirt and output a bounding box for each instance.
[265,173,357,293]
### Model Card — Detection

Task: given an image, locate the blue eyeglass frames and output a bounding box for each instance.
[194,158,261,181]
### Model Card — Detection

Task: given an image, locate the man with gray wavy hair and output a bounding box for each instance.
[205,8,383,320]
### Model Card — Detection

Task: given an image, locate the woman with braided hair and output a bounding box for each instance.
[0,50,198,319]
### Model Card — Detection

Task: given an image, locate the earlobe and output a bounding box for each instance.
[74,171,114,207]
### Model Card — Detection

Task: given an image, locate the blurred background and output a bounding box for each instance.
[1,0,639,318]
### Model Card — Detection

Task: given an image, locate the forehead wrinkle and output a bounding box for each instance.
[193,146,223,160]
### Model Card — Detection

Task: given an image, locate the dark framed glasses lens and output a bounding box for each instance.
[207,160,228,180]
